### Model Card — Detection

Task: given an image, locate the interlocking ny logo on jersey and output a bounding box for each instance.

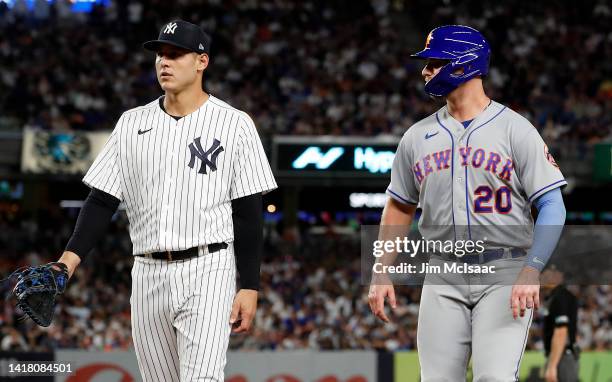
[187,137,224,174]
[164,22,178,34]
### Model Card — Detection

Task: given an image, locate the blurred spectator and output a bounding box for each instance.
[1,327,29,351]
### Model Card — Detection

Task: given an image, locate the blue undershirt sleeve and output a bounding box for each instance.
[525,188,566,271]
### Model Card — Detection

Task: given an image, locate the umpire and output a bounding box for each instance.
[541,267,579,382]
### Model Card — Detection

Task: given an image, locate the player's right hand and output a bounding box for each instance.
[368,284,396,323]
[510,266,540,319]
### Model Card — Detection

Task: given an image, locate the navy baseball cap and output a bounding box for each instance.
[143,20,211,55]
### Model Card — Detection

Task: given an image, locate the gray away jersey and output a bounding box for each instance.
[83,95,278,255]
[387,101,566,249]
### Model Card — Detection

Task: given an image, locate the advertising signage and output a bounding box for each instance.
[272,136,399,178]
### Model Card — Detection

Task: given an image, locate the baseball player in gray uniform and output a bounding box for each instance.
[369,25,567,381]
[55,20,277,381]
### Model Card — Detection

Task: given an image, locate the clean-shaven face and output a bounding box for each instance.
[155,44,206,92]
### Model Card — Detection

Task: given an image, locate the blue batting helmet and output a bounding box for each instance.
[412,25,491,97]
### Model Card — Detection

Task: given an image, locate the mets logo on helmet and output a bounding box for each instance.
[425,32,433,48]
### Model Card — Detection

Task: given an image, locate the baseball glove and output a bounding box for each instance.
[10,262,69,327]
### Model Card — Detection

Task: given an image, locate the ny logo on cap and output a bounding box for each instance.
[164,22,178,34]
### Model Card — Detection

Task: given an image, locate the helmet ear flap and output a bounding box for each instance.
[482,54,491,76]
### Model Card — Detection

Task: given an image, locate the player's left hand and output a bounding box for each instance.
[230,289,258,333]
[9,262,69,327]
[510,266,540,319]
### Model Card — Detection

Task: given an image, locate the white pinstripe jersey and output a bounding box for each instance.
[83,95,277,255]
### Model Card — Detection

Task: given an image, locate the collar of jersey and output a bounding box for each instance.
[158,95,212,120]
[439,100,501,132]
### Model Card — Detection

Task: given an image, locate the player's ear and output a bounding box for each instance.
[197,53,209,73]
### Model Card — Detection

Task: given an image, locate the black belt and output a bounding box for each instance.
[434,248,526,265]
[136,243,228,261]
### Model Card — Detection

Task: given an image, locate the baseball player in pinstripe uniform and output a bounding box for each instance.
[369,25,567,380]
[54,20,277,381]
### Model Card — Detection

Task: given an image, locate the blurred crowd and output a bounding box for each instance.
[1,209,611,352]
[0,207,133,351]
[0,0,609,364]
[0,0,610,143]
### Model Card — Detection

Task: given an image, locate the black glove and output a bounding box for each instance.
[11,262,69,327]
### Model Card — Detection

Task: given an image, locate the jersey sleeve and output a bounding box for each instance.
[230,115,277,200]
[512,127,566,203]
[386,133,419,205]
[82,115,124,201]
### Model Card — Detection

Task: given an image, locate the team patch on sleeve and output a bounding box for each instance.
[544,144,559,168]
[555,315,569,325]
